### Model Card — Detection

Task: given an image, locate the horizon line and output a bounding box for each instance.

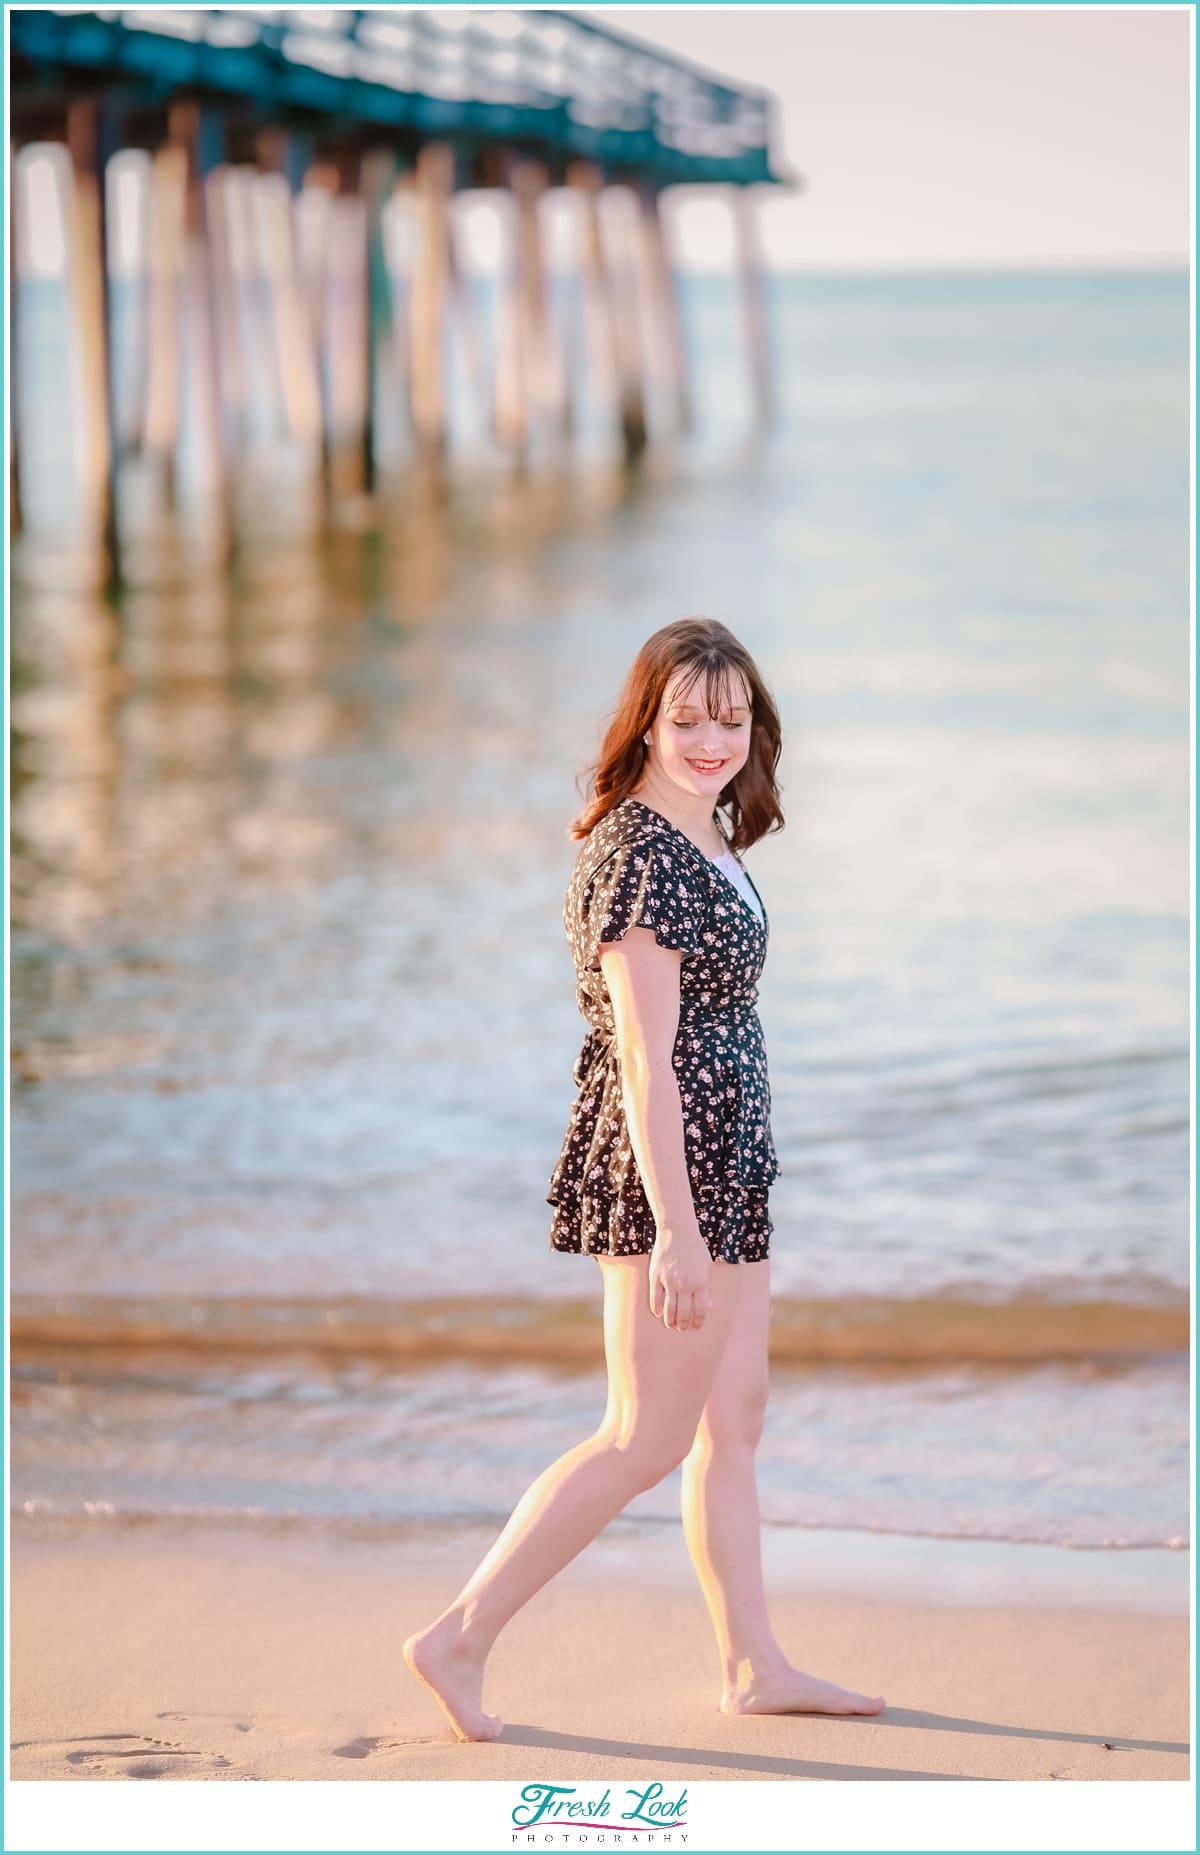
[676,257,1191,278]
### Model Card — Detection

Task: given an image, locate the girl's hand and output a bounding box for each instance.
[649,1231,713,1333]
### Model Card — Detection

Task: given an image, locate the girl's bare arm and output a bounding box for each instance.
[600,927,712,1331]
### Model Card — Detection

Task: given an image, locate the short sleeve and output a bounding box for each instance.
[585,837,702,970]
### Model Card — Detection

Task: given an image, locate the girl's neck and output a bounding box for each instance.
[627,781,726,859]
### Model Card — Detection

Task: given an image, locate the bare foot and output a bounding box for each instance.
[402,1614,504,1743]
[720,1665,886,1717]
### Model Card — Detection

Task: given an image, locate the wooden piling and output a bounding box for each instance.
[168,99,232,551]
[509,156,569,463]
[440,191,489,458]
[117,150,154,465]
[732,185,773,428]
[141,140,186,509]
[568,161,646,466]
[65,98,122,583]
[321,149,370,502]
[256,130,325,478]
[637,180,692,438]
[491,184,527,467]
[408,142,454,480]
[202,157,246,457]
[361,148,397,496]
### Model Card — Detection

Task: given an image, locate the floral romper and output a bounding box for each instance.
[546,795,779,1264]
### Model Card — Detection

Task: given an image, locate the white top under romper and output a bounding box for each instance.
[710,848,764,922]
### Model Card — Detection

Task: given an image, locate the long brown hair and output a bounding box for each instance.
[570,617,784,853]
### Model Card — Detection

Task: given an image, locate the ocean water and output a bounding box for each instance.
[9,266,1191,1562]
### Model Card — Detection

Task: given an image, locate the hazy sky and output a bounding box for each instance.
[588,5,1192,271]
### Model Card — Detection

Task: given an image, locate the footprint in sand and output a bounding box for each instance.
[155,1710,253,1733]
[332,1733,447,1760]
[9,1731,237,1780]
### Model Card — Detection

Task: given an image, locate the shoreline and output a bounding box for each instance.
[10,1513,1190,1782]
[12,1507,1191,1614]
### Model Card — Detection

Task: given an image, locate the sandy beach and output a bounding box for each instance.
[9,1516,1189,1784]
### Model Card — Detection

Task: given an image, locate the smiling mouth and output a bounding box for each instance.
[687,758,728,772]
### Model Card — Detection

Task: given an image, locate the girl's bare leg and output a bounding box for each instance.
[679,1256,886,1716]
[403,1253,745,1742]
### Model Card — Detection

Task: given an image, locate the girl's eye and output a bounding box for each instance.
[674,721,745,730]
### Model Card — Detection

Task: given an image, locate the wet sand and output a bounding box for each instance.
[9,1517,1189,1782]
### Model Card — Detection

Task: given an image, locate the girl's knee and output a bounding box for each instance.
[692,1384,769,1455]
[601,1422,698,1490]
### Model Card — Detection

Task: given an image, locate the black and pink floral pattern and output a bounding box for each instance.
[547,795,779,1264]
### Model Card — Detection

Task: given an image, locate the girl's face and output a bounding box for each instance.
[646,668,753,799]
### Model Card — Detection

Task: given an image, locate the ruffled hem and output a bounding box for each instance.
[548,1181,772,1265]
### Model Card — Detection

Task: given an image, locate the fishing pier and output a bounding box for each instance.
[9,6,797,583]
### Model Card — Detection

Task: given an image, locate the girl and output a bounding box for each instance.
[403,617,885,1740]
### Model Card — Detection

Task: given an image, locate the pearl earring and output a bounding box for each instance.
[643,734,650,745]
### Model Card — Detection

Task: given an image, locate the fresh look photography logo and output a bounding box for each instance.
[510,1782,689,1842]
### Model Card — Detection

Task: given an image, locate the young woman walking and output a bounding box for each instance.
[403,617,886,1741]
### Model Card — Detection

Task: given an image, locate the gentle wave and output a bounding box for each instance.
[10,1504,1190,1556]
[11,1287,1188,1368]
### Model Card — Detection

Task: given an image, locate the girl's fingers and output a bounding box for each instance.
[650,1272,713,1332]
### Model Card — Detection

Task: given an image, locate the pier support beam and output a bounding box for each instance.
[65,98,122,586]
[490,177,526,466]
[361,148,397,495]
[512,156,569,463]
[257,129,325,485]
[637,180,692,439]
[203,151,245,458]
[408,141,454,481]
[141,138,186,510]
[168,99,233,555]
[322,146,371,502]
[568,161,646,467]
[444,189,490,459]
[733,184,774,428]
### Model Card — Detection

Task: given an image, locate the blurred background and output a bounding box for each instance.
[8,8,1191,1579]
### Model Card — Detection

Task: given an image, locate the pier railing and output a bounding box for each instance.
[11,7,785,185]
